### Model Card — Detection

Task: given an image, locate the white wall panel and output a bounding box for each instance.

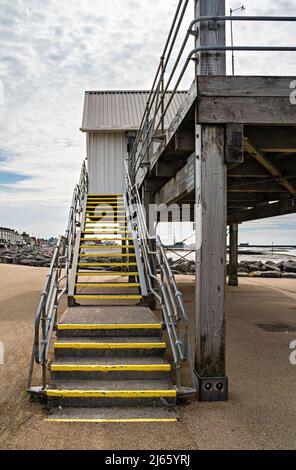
[87,132,127,194]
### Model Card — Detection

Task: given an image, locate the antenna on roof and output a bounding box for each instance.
[230,5,246,75]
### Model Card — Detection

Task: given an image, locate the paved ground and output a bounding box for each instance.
[0,264,295,449]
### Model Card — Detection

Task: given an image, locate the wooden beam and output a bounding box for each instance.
[198,76,295,97]
[229,199,296,223]
[228,179,287,192]
[198,96,296,124]
[197,76,296,125]
[154,162,190,206]
[174,127,195,152]
[245,126,296,153]
[228,192,290,202]
[228,158,271,178]
[244,140,296,195]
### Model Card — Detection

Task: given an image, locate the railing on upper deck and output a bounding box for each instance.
[129,0,296,183]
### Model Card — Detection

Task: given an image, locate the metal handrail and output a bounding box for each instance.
[130,11,296,181]
[28,161,88,392]
[124,160,195,389]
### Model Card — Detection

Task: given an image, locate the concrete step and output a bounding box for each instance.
[50,356,171,380]
[47,379,176,408]
[54,336,166,357]
[76,272,139,277]
[45,406,177,423]
[75,283,140,288]
[72,294,142,302]
[56,306,163,337]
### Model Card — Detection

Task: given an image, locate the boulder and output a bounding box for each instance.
[281,273,296,279]
[249,271,281,278]
[262,262,281,272]
[238,267,248,273]
[276,261,284,271]
[282,260,296,273]
[247,263,264,272]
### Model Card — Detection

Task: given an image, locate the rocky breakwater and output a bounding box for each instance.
[0,246,54,267]
[161,257,296,278]
[166,258,195,275]
[236,259,296,278]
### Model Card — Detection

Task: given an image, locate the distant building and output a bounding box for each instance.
[0,227,24,245]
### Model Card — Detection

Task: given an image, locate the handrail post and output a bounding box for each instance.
[160,55,165,135]
[124,159,196,392]
[28,160,88,395]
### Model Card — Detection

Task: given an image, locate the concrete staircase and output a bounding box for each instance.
[46,195,177,423]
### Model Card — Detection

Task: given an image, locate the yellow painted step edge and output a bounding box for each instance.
[76,272,139,276]
[57,323,162,330]
[72,295,142,300]
[50,364,171,372]
[86,207,124,209]
[80,238,133,241]
[79,254,134,258]
[46,389,176,398]
[45,418,177,423]
[87,201,124,203]
[86,205,125,207]
[87,196,124,198]
[82,232,130,235]
[88,194,123,196]
[87,196,123,198]
[80,246,134,249]
[77,263,137,267]
[85,219,126,221]
[86,210,126,212]
[54,342,166,349]
[75,283,140,288]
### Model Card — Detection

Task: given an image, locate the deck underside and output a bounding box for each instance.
[136,76,296,224]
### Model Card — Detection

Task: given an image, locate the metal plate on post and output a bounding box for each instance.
[196,374,228,402]
[226,124,244,163]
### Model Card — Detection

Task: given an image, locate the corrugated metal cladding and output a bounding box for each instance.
[81,90,187,131]
[87,132,126,194]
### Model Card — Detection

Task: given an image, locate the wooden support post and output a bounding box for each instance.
[194,0,228,401]
[228,223,238,287]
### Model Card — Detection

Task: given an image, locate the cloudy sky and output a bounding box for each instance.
[0,0,295,243]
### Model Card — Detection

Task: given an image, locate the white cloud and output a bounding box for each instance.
[0,0,295,239]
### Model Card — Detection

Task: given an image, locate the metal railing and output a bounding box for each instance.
[129,0,296,181]
[27,161,88,393]
[125,160,195,390]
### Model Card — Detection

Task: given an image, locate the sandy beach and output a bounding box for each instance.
[0,264,296,450]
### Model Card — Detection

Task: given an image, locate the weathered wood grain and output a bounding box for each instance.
[198,76,295,97]
[195,125,227,378]
[198,96,296,124]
